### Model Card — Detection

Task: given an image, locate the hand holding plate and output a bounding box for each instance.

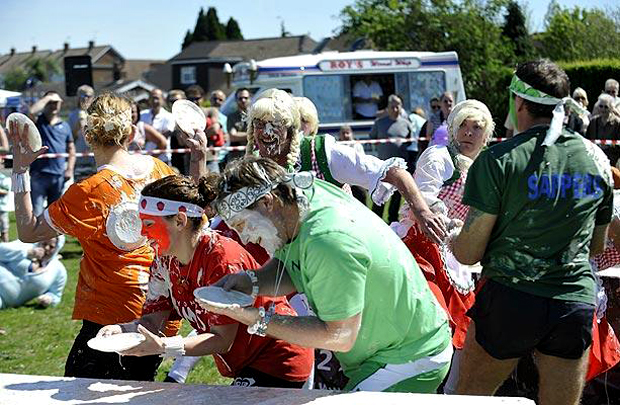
[7,114,47,172]
[118,325,164,357]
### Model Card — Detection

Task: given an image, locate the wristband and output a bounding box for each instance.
[246,270,259,299]
[161,335,186,358]
[11,170,31,193]
[247,305,275,337]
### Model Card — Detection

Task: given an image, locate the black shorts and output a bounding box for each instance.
[64,320,162,381]
[467,280,595,360]
[232,367,305,389]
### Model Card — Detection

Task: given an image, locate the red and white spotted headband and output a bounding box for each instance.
[139,196,204,218]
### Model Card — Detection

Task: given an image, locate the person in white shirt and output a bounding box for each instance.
[140,89,176,165]
[352,76,383,119]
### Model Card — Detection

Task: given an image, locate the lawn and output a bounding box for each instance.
[0,212,230,385]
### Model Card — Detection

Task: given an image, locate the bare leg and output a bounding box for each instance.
[535,348,589,405]
[455,321,520,395]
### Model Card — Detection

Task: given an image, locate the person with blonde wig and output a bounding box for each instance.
[391,99,495,394]
[294,96,319,136]
[8,92,208,380]
[246,89,447,243]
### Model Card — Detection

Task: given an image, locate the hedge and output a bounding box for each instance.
[474,59,620,137]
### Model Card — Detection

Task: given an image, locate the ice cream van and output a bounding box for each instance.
[220,50,466,135]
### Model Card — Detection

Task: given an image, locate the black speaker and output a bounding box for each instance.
[64,55,93,97]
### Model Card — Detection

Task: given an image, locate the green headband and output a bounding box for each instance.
[508,74,587,146]
[509,75,561,106]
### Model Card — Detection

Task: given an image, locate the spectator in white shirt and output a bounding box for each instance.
[140,89,176,165]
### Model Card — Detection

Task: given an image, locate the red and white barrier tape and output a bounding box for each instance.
[0,137,617,159]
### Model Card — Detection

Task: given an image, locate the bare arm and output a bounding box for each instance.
[452,207,497,265]
[29,95,51,117]
[591,223,610,257]
[0,126,8,152]
[65,141,76,177]
[143,124,168,150]
[228,128,248,143]
[8,120,59,242]
[183,323,238,356]
[263,313,361,352]
[215,258,297,297]
[198,299,362,353]
[383,167,446,243]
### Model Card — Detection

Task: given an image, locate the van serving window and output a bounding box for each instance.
[404,71,446,119]
[303,75,352,123]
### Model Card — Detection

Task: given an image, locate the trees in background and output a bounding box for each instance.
[540,0,620,62]
[181,7,244,49]
[2,57,61,91]
[340,0,620,125]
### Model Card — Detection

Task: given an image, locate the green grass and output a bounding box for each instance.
[0,212,230,385]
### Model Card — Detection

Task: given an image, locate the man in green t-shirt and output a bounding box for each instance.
[199,157,452,393]
[452,60,612,405]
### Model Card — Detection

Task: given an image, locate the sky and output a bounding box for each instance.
[1,0,617,60]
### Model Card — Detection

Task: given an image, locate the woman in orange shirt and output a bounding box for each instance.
[8,93,206,380]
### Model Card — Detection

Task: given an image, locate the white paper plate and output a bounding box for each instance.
[194,286,254,309]
[87,333,146,353]
[7,112,42,152]
[172,100,206,136]
[106,201,147,251]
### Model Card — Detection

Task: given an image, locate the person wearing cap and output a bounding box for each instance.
[452,60,613,405]
[29,90,76,215]
[68,85,96,180]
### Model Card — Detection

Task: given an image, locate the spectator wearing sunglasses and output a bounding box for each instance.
[225,88,251,163]
[566,88,590,135]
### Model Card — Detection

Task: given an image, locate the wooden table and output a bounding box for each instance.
[0,373,535,404]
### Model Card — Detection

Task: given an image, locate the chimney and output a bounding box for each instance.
[88,41,94,51]
[63,42,69,53]
[31,45,37,54]
[10,48,15,57]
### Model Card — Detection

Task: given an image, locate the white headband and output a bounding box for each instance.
[139,196,204,218]
[216,171,314,221]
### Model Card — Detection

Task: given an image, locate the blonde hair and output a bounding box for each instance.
[245,89,302,169]
[447,99,495,146]
[294,96,319,136]
[84,93,133,148]
[572,87,588,108]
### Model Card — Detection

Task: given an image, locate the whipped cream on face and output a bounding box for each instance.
[230,209,283,256]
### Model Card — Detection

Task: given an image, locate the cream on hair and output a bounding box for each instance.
[245,89,302,169]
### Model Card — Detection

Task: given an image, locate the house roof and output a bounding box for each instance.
[0,43,124,77]
[123,59,165,82]
[169,35,319,64]
[103,79,157,94]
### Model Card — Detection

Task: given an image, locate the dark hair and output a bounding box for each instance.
[515,60,570,119]
[202,157,297,211]
[129,100,140,125]
[185,85,204,99]
[235,87,250,98]
[141,174,218,231]
[430,97,439,103]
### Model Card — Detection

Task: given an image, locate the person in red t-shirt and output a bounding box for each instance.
[98,174,313,388]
